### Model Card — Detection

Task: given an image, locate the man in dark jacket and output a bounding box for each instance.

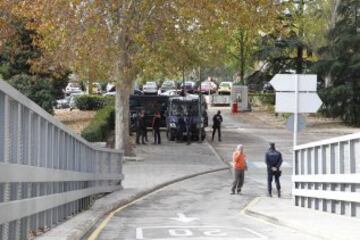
[136,110,147,144]
[177,114,186,142]
[152,111,161,144]
[135,111,141,144]
[265,142,283,197]
[212,110,223,142]
[185,112,193,145]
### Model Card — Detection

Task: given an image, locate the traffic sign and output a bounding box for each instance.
[269,74,323,147]
[270,74,317,92]
[275,92,323,113]
[287,114,306,133]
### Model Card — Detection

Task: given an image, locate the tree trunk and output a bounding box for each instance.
[296,45,303,74]
[115,82,131,151]
[331,0,341,28]
[238,30,247,85]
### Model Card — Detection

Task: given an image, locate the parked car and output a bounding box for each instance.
[159,80,176,94]
[142,81,158,95]
[104,87,143,96]
[198,81,217,94]
[65,82,82,94]
[180,81,196,93]
[55,96,71,109]
[89,82,102,94]
[218,81,233,95]
[159,89,181,96]
[262,82,274,93]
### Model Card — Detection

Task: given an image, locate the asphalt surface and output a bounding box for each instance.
[92,106,349,240]
[96,171,318,240]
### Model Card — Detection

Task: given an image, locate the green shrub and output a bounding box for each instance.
[7,74,56,114]
[75,95,114,111]
[249,93,275,106]
[81,105,115,142]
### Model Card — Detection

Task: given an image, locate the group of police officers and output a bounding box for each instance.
[134,109,283,197]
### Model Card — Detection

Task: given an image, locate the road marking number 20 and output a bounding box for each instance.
[168,228,226,237]
[136,226,266,239]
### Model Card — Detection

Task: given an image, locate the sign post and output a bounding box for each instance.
[294,75,299,147]
[270,74,322,148]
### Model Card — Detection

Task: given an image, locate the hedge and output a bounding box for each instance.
[75,95,114,111]
[249,92,275,106]
[81,105,115,142]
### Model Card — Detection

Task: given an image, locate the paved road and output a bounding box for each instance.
[96,171,318,240]
[92,107,348,240]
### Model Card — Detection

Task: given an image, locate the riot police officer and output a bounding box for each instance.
[265,142,283,197]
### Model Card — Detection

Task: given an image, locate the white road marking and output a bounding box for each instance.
[170,213,199,223]
[135,226,268,240]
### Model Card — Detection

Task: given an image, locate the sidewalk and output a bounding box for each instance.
[38,136,228,240]
[245,197,360,240]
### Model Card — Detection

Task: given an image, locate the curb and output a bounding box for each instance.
[85,167,229,240]
[205,141,232,168]
[241,197,328,240]
[39,167,228,240]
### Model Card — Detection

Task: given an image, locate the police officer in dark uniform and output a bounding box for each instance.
[152,111,161,144]
[265,142,283,197]
[135,111,142,144]
[177,114,186,142]
[212,110,223,142]
[136,110,146,144]
[185,112,192,145]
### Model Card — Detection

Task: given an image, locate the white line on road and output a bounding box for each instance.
[170,213,199,223]
[136,226,267,240]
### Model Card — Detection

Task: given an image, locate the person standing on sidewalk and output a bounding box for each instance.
[212,110,223,142]
[185,111,193,145]
[231,144,247,195]
[152,111,161,144]
[138,110,147,144]
[265,142,283,197]
[135,111,142,144]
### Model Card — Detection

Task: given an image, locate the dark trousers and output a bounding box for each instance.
[176,128,183,142]
[136,129,146,144]
[231,169,245,193]
[144,128,148,141]
[212,126,221,141]
[153,128,161,144]
[186,127,191,144]
[267,172,281,194]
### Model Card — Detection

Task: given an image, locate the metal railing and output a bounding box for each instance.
[293,133,360,217]
[0,79,123,239]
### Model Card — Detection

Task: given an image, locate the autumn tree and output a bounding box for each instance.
[14,0,280,152]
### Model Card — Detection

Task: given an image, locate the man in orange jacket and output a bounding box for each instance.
[231,144,247,194]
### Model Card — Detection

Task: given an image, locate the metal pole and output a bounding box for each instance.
[198,66,202,142]
[294,74,299,148]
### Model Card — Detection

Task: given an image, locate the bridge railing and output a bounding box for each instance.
[293,133,360,217]
[0,80,123,239]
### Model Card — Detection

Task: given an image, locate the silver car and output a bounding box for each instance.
[142,81,158,95]
[65,82,82,94]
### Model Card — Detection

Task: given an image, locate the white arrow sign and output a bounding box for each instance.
[270,74,317,92]
[170,213,199,223]
[270,74,323,147]
[275,92,323,113]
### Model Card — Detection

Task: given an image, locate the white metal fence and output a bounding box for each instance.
[0,80,123,239]
[293,133,360,217]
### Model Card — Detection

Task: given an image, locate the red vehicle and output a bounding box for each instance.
[198,81,217,94]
